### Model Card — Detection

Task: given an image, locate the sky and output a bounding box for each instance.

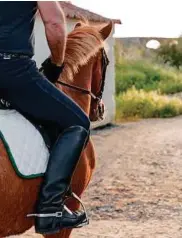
[70,0,182,38]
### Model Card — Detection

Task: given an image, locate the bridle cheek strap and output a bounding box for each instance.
[57,48,109,121]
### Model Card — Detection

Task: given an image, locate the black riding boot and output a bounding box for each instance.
[27,126,89,235]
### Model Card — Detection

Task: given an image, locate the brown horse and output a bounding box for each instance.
[0,20,112,238]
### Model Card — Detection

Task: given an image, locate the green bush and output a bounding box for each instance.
[115,59,182,95]
[116,70,146,94]
[159,81,182,94]
[116,61,160,93]
[116,87,182,120]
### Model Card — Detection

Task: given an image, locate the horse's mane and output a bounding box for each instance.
[60,22,104,82]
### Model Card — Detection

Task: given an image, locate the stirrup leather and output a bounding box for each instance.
[27,192,89,228]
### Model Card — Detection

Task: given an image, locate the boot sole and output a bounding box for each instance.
[35,218,89,235]
[35,227,61,235]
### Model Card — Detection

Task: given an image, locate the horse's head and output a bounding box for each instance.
[56,20,113,122]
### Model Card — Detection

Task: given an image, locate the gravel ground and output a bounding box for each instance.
[10,116,182,238]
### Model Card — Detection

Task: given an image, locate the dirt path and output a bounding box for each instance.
[11,116,182,238]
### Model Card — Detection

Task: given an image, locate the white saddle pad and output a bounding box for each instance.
[0,109,49,179]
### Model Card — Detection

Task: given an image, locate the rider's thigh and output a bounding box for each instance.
[0,58,90,131]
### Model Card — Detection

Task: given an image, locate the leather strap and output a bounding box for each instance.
[57,80,100,101]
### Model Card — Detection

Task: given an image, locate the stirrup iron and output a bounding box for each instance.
[71,192,89,227]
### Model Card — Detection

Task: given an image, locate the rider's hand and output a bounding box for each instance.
[39,57,64,84]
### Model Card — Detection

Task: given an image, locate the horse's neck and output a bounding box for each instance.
[61,62,93,116]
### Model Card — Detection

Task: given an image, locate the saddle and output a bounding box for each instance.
[0,97,51,147]
[0,97,51,178]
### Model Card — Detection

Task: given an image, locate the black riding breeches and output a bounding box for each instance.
[0,57,90,147]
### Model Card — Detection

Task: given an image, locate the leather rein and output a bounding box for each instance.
[57,80,99,101]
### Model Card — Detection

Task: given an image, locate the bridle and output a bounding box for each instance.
[57,48,109,102]
[57,48,110,120]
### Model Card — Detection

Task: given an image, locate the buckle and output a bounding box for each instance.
[55,212,63,217]
[3,53,11,60]
[0,98,12,109]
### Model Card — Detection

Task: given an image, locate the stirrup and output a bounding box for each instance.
[27,192,89,228]
[70,192,89,228]
[61,191,89,228]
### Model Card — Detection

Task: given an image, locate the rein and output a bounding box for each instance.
[57,80,100,101]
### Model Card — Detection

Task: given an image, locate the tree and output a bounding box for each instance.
[157,40,182,69]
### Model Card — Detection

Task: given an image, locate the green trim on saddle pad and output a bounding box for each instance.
[0,130,45,179]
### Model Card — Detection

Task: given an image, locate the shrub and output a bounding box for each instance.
[115,61,161,93]
[116,87,182,120]
[115,59,182,95]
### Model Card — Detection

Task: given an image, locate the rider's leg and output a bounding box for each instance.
[34,125,89,234]
[0,58,90,234]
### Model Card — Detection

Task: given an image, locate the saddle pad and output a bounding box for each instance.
[0,109,49,179]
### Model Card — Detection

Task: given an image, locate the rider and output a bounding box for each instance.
[0,1,90,235]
